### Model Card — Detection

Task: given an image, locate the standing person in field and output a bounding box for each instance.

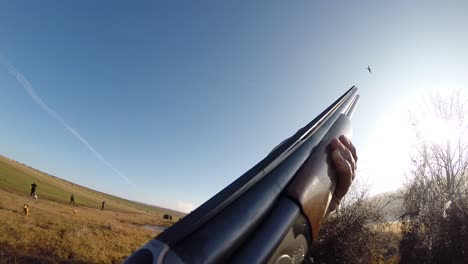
[30,182,37,198]
[70,193,75,206]
[101,201,105,210]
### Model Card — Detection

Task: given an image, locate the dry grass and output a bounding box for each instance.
[0,155,183,218]
[0,154,184,263]
[371,222,404,234]
[368,223,402,263]
[0,188,174,263]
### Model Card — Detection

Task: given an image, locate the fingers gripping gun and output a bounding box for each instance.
[126,87,360,264]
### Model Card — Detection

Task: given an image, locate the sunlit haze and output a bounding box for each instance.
[359,88,468,196]
[1,2,468,212]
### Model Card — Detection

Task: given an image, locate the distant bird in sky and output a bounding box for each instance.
[366,65,372,75]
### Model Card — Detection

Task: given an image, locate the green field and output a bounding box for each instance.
[0,155,183,218]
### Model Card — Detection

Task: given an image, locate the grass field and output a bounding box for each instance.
[0,155,184,263]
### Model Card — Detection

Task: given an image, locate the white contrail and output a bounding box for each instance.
[1,58,130,183]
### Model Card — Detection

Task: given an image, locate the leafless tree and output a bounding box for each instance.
[401,90,468,263]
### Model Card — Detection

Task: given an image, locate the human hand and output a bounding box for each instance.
[328,135,357,212]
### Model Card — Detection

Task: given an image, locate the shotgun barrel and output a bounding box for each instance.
[125,87,360,264]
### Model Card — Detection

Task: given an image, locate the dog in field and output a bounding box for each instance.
[23,204,29,216]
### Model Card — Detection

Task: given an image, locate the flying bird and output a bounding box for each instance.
[366,66,372,75]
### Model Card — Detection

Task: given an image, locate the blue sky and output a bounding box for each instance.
[1,1,468,212]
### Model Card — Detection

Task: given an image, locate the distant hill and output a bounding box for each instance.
[370,190,405,222]
[0,155,184,218]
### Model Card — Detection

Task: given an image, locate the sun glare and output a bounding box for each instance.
[359,87,468,195]
[417,115,462,146]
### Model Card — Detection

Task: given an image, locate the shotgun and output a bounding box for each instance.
[126,87,360,264]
